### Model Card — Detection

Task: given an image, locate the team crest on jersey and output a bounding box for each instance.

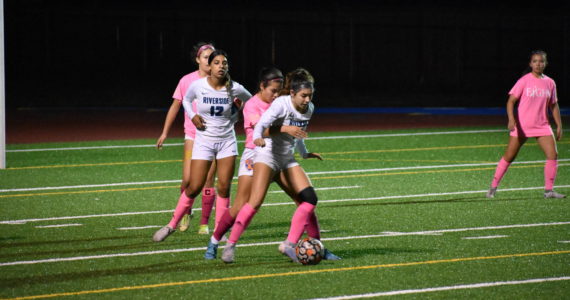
[245,159,254,171]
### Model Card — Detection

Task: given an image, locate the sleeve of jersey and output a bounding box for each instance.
[182,84,197,119]
[295,139,309,159]
[236,85,253,103]
[253,102,285,140]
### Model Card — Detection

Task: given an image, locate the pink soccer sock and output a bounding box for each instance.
[215,197,230,229]
[286,202,316,244]
[491,158,511,188]
[213,210,236,241]
[306,212,321,240]
[544,160,558,190]
[200,188,216,225]
[168,192,195,229]
[228,203,257,244]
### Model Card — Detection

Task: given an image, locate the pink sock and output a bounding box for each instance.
[213,209,236,241]
[286,202,316,244]
[168,192,195,229]
[200,188,216,225]
[491,158,511,188]
[215,197,230,229]
[228,203,257,244]
[544,160,558,190]
[306,212,321,240]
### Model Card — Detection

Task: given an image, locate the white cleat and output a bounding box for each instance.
[544,190,566,199]
[486,187,497,198]
[221,243,236,263]
[153,226,175,242]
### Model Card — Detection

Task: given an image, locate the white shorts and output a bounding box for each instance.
[184,134,195,141]
[192,138,238,161]
[254,148,299,172]
[238,148,256,177]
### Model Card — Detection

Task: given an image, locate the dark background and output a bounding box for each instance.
[5,0,570,109]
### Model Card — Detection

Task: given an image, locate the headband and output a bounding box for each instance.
[197,44,215,57]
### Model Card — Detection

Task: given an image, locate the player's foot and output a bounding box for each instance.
[198,224,209,235]
[221,242,236,263]
[153,226,175,242]
[486,187,497,198]
[323,248,341,260]
[204,241,219,260]
[279,241,299,263]
[178,212,193,232]
[544,190,566,199]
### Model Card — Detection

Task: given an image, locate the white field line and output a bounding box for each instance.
[268,185,360,193]
[307,276,570,299]
[6,129,505,153]
[34,224,83,228]
[2,185,569,225]
[558,241,570,244]
[1,221,568,267]
[116,225,162,230]
[2,159,568,193]
[461,235,509,240]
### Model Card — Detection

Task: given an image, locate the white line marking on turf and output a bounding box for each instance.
[1,221,568,267]
[2,185,569,225]
[269,185,360,193]
[306,276,570,299]
[3,159,568,193]
[558,241,570,244]
[6,129,505,153]
[462,235,509,240]
[34,223,83,228]
[116,225,163,230]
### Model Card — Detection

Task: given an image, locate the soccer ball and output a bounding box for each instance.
[295,238,325,265]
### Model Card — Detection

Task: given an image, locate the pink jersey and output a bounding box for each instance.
[172,71,202,138]
[243,94,271,149]
[509,73,558,137]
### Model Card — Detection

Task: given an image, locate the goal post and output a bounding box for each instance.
[0,0,5,169]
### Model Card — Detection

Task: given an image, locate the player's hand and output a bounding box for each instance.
[556,127,563,141]
[507,119,516,131]
[305,153,323,160]
[283,126,308,139]
[156,134,167,149]
[254,138,266,147]
[192,115,206,131]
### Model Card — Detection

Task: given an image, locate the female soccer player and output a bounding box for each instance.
[486,50,565,199]
[214,69,340,263]
[153,49,252,242]
[156,42,218,234]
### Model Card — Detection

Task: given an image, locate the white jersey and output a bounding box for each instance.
[183,77,252,141]
[253,95,312,157]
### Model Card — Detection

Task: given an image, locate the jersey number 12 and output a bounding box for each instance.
[210,106,223,116]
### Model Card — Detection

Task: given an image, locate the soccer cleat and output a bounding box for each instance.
[153,226,175,242]
[544,190,566,199]
[486,187,497,198]
[179,212,193,232]
[221,242,236,263]
[198,224,209,235]
[323,248,342,260]
[204,241,219,260]
[279,241,299,263]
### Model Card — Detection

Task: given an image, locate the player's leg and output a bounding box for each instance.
[487,135,527,198]
[537,135,565,198]
[199,160,217,234]
[222,162,275,263]
[179,139,194,232]
[153,159,210,242]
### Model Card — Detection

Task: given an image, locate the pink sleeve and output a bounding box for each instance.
[243,102,261,130]
[172,80,184,103]
[508,76,526,99]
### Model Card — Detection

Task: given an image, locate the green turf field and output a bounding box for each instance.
[1,126,569,299]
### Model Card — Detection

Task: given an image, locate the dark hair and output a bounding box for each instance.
[258,67,284,89]
[279,68,315,96]
[523,50,548,75]
[207,49,233,99]
[191,42,215,65]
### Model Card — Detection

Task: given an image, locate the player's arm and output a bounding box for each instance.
[253,102,285,147]
[506,94,519,131]
[156,99,182,149]
[550,101,563,141]
[295,139,322,160]
[183,84,205,130]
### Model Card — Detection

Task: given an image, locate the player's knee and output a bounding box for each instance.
[298,187,318,205]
